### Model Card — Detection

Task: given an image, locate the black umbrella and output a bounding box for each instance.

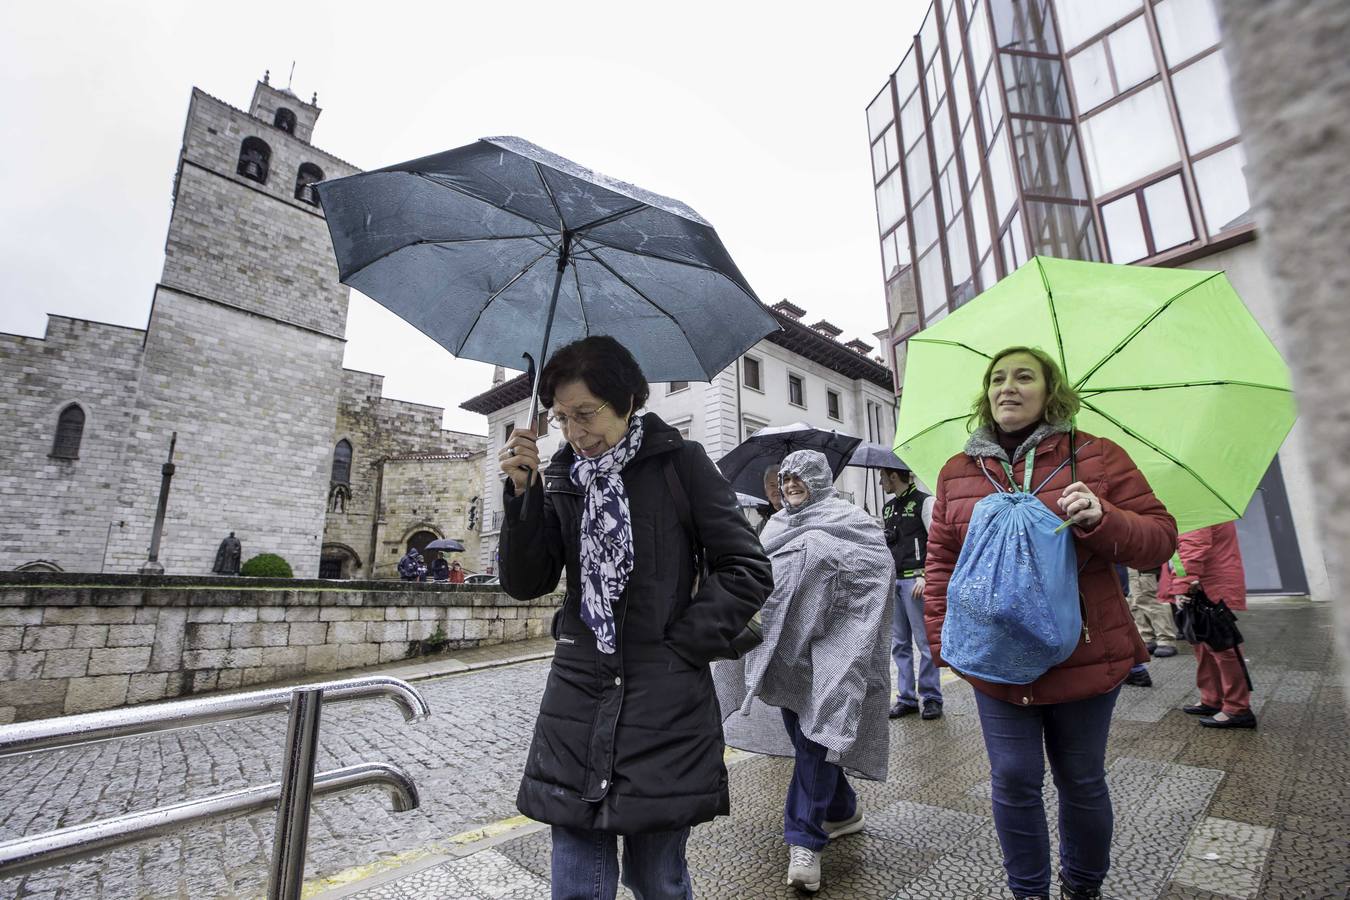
[314,136,779,428]
[424,538,465,552]
[847,442,910,471]
[717,422,862,501]
[1173,588,1254,690]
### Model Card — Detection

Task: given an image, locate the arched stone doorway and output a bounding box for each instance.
[406,529,440,558]
[318,543,362,580]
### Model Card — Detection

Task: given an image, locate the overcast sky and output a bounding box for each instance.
[0,1,925,435]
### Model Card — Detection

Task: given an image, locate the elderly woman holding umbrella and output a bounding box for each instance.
[499,335,773,900]
[716,449,893,893]
[924,346,1176,900]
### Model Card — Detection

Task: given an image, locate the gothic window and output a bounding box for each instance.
[274,107,297,134]
[331,439,352,484]
[295,163,324,205]
[237,137,271,183]
[51,404,85,459]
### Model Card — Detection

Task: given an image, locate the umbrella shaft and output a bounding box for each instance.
[524,233,572,430]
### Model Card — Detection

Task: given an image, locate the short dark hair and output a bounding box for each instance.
[538,335,650,416]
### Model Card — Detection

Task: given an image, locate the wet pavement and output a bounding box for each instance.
[329,599,1349,900]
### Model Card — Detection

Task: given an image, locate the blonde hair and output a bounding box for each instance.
[968,346,1080,431]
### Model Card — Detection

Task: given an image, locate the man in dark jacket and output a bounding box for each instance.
[881,466,942,720]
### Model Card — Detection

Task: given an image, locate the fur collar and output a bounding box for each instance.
[964,420,1072,464]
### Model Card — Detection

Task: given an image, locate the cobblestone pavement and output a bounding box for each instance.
[0,659,551,899]
[337,600,1349,900]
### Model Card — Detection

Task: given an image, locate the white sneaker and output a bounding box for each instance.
[822,809,864,840]
[786,844,821,892]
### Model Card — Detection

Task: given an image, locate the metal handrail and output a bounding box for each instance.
[0,674,430,759]
[0,675,431,899]
[0,761,419,881]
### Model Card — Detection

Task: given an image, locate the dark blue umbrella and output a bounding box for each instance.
[847,442,911,471]
[717,423,863,501]
[314,136,779,425]
[424,538,465,552]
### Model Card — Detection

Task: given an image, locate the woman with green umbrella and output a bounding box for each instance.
[923,346,1177,900]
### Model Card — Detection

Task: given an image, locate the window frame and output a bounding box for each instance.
[826,389,843,422]
[742,355,764,392]
[50,403,85,460]
[331,439,353,485]
[787,372,807,409]
[236,136,271,184]
[666,381,690,395]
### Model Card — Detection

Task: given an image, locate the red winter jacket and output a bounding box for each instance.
[1158,522,1247,611]
[924,428,1177,706]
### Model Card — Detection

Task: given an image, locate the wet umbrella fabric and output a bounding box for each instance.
[717,423,862,501]
[313,136,779,397]
[894,256,1296,533]
[848,442,910,471]
[424,538,466,552]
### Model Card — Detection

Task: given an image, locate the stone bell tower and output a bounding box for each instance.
[104,77,361,574]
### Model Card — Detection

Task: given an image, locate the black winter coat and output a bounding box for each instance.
[500,414,773,833]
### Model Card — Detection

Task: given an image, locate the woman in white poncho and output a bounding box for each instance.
[715,449,894,893]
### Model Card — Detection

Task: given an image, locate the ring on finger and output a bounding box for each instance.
[507,447,516,457]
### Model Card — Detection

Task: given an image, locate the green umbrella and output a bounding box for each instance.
[893,256,1296,533]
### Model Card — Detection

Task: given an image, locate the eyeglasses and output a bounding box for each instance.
[546,401,610,430]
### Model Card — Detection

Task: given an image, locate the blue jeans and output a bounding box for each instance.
[781,708,857,851]
[973,685,1121,897]
[550,825,692,900]
[892,577,942,705]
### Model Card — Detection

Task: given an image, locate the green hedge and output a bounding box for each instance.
[240,553,294,578]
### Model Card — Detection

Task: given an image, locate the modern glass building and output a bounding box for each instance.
[868,0,1325,597]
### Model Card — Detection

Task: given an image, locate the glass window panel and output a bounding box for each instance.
[961,122,981,186]
[1101,193,1148,262]
[1143,175,1195,252]
[906,139,933,203]
[1011,118,1088,199]
[1154,0,1221,67]
[990,0,1058,53]
[918,245,947,319]
[1056,0,1142,51]
[913,190,940,248]
[947,217,973,290]
[951,59,972,126]
[1172,53,1240,153]
[968,7,993,74]
[895,221,912,268]
[921,8,940,65]
[979,250,997,293]
[873,136,889,183]
[1193,143,1252,235]
[988,129,1018,217]
[882,231,899,279]
[940,162,963,224]
[978,77,1003,146]
[1107,16,1158,92]
[1025,200,1100,260]
[867,87,894,140]
[875,171,906,231]
[1079,84,1181,194]
[896,48,920,99]
[1008,210,1027,267]
[900,92,925,149]
[926,305,950,326]
[945,6,964,67]
[927,60,946,105]
[969,175,992,256]
[931,98,954,165]
[1068,41,1113,112]
[1001,54,1071,119]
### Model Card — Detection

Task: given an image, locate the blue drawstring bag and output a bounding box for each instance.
[941,448,1083,685]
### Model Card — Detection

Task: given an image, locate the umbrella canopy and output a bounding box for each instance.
[894,256,1296,533]
[735,492,769,509]
[424,538,466,552]
[717,423,862,501]
[314,136,779,391]
[848,442,910,471]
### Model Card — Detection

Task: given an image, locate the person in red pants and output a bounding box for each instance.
[1160,521,1253,729]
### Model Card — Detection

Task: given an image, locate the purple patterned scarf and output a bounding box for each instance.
[569,417,645,654]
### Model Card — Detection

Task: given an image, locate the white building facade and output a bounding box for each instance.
[462,302,897,573]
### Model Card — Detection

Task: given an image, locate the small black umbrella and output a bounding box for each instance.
[1173,588,1254,690]
[314,136,779,426]
[717,422,862,501]
[424,538,466,553]
[847,442,911,471]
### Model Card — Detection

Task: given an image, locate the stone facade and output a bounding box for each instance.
[324,369,488,579]
[0,80,491,580]
[0,574,559,722]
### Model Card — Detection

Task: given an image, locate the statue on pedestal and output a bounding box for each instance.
[212,532,242,575]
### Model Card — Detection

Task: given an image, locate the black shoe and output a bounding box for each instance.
[1200,711,1257,729]
[1152,644,1178,658]
[921,699,943,720]
[1182,703,1221,716]
[1124,668,1153,687]
[1146,640,1157,655]
[1060,876,1102,899]
[889,701,919,718]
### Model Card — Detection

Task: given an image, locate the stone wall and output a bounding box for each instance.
[0,317,145,573]
[0,574,560,723]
